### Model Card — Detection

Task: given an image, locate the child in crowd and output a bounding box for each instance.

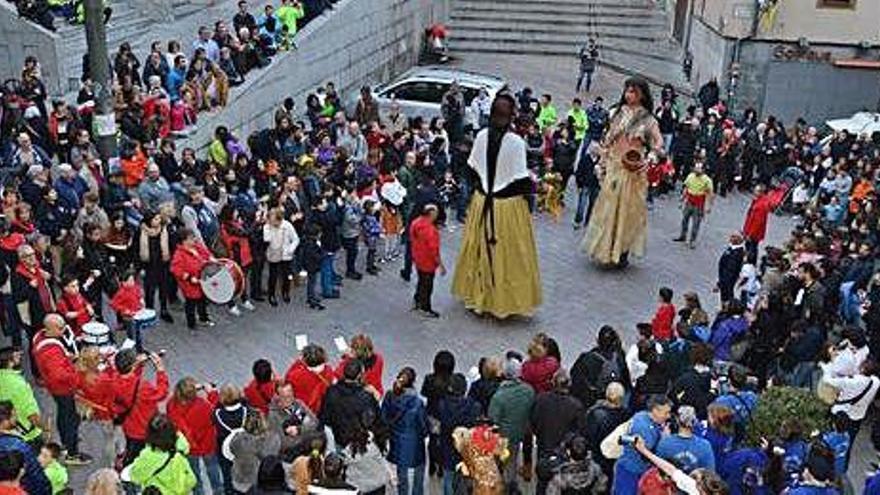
[439,171,459,230]
[651,286,675,341]
[537,161,564,221]
[791,179,811,215]
[737,253,761,310]
[361,199,382,276]
[300,224,325,311]
[109,269,146,352]
[56,275,95,337]
[38,442,69,495]
[380,201,403,262]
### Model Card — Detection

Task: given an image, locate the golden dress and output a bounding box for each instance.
[582,105,662,265]
[452,129,542,318]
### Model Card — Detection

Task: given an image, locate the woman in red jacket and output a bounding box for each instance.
[170,228,215,330]
[75,346,117,467]
[284,344,336,414]
[111,349,169,465]
[219,204,255,317]
[335,334,385,397]
[243,358,277,416]
[167,377,223,495]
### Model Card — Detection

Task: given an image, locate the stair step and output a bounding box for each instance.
[449,20,668,42]
[459,0,655,6]
[453,2,661,18]
[448,33,680,62]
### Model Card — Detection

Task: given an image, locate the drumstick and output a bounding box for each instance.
[74,394,111,413]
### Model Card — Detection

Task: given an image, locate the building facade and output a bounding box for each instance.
[672,0,880,123]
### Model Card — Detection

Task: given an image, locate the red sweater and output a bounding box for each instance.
[651,303,676,341]
[521,356,560,394]
[170,242,213,299]
[410,215,441,273]
[110,283,144,318]
[284,360,336,414]
[335,353,385,396]
[112,368,169,440]
[243,379,277,416]
[32,331,80,396]
[77,369,116,421]
[56,292,92,336]
[166,391,219,456]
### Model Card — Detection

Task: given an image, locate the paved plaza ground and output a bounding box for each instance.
[28,52,876,490]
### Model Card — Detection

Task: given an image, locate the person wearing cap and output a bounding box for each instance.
[0,347,44,451]
[656,406,715,473]
[452,94,542,318]
[170,227,216,330]
[488,355,535,490]
[410,203,444,318]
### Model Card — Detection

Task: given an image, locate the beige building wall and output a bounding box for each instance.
[762,0,880,44]
[693,0,880,44]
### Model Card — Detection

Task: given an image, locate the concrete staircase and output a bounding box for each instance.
[447,0,692,94]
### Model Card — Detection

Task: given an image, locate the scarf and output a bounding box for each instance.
[16,262,54,313]
[139,224,170,262]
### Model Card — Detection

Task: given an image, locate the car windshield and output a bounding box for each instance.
[382,81,450,104]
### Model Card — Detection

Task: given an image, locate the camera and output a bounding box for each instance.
[618,434,637,446]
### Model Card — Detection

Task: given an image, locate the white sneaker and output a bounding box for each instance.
[229,306,242,317]
[242,300,256,311]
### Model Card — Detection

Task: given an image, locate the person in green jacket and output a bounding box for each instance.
[488,357,535,491]
[0,348,43,449]
[38,443,69,495]
[536,94,558,132]
[277,0,305,35]
[124,414,197,495]
[567,97,589,143]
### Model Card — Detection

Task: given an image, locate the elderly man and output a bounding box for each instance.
[137,163,175,212]
[18,165,49,208]
[384,100,408,135]
[337,121,368,163]
[3,134,50,184]
[32,314,91,465]
[53,163,88,211]
[181,185,223,247]
[11,245,54,338]
[68,128,98,170]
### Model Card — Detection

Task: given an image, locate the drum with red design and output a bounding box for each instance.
[199,259,244,304]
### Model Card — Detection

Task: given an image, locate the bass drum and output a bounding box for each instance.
[200,259,244,305]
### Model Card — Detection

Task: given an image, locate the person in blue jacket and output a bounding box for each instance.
[820,412,851,480]
[381,367,429,495]
[712,367,758,442]
[786,444,840,495]
[656,405,715,473]
[612,395,672,495]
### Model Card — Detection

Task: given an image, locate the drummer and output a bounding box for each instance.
[56,275,95,338]
[170,228,216,330]
[109,269,146,352]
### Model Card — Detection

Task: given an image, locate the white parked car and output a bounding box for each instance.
[347,66,507,127]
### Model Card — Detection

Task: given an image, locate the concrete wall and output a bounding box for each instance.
[689,17,731,89]
[184,0,449,149]
[0,1,62,94]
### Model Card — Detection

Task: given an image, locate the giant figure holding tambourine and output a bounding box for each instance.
[582,77,663,268]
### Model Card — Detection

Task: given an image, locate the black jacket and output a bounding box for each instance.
[570,348,631,408]
[671,368,714,418]
[311,204,342,252]
[319,380,379,449]
[299,237,323,274]
[574,145,599,189]
[717,245,745,292]
[531,390,584,457]
[581,401,628,475]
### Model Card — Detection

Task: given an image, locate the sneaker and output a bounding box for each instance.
[309,302,326,311]
[422,309,440,318]
[199,319,216,328]
[268,296,279,307]
[242,300,256,311]
[573,223,581,230]
[346,271,363,280]
[228,306,242,317]
[64,453,93,466]
[672,237,686,242]
[688,241,696,249]
[160,312,174,324]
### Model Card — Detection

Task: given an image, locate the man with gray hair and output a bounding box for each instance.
[137,163,175,212]
[655,405,715,473]
[488,355,535,491]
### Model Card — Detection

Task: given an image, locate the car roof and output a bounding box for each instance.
[391,66,506,91]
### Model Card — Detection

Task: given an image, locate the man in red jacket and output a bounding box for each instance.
[410,204,445,318]
[112,349,169,465]
[170,228,216,330]
[284,344,336,414]
[742,184,781,262]
[32,314,91,464]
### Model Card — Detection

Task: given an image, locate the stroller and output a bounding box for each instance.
[772,165,805,215]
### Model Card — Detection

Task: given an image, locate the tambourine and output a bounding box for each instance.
[200,259,245,304]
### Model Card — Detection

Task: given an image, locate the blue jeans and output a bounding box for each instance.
[456,177,471,222]
[188,454,223,495]
[320,251,338,296]
[396,464,425,495]
[442,470,454,495]
[573,185,599,227]
[306,271,320,304]
[341,236,359,275]
[612,463,643,495]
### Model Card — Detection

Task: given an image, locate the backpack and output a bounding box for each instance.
[594,351,623,394]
